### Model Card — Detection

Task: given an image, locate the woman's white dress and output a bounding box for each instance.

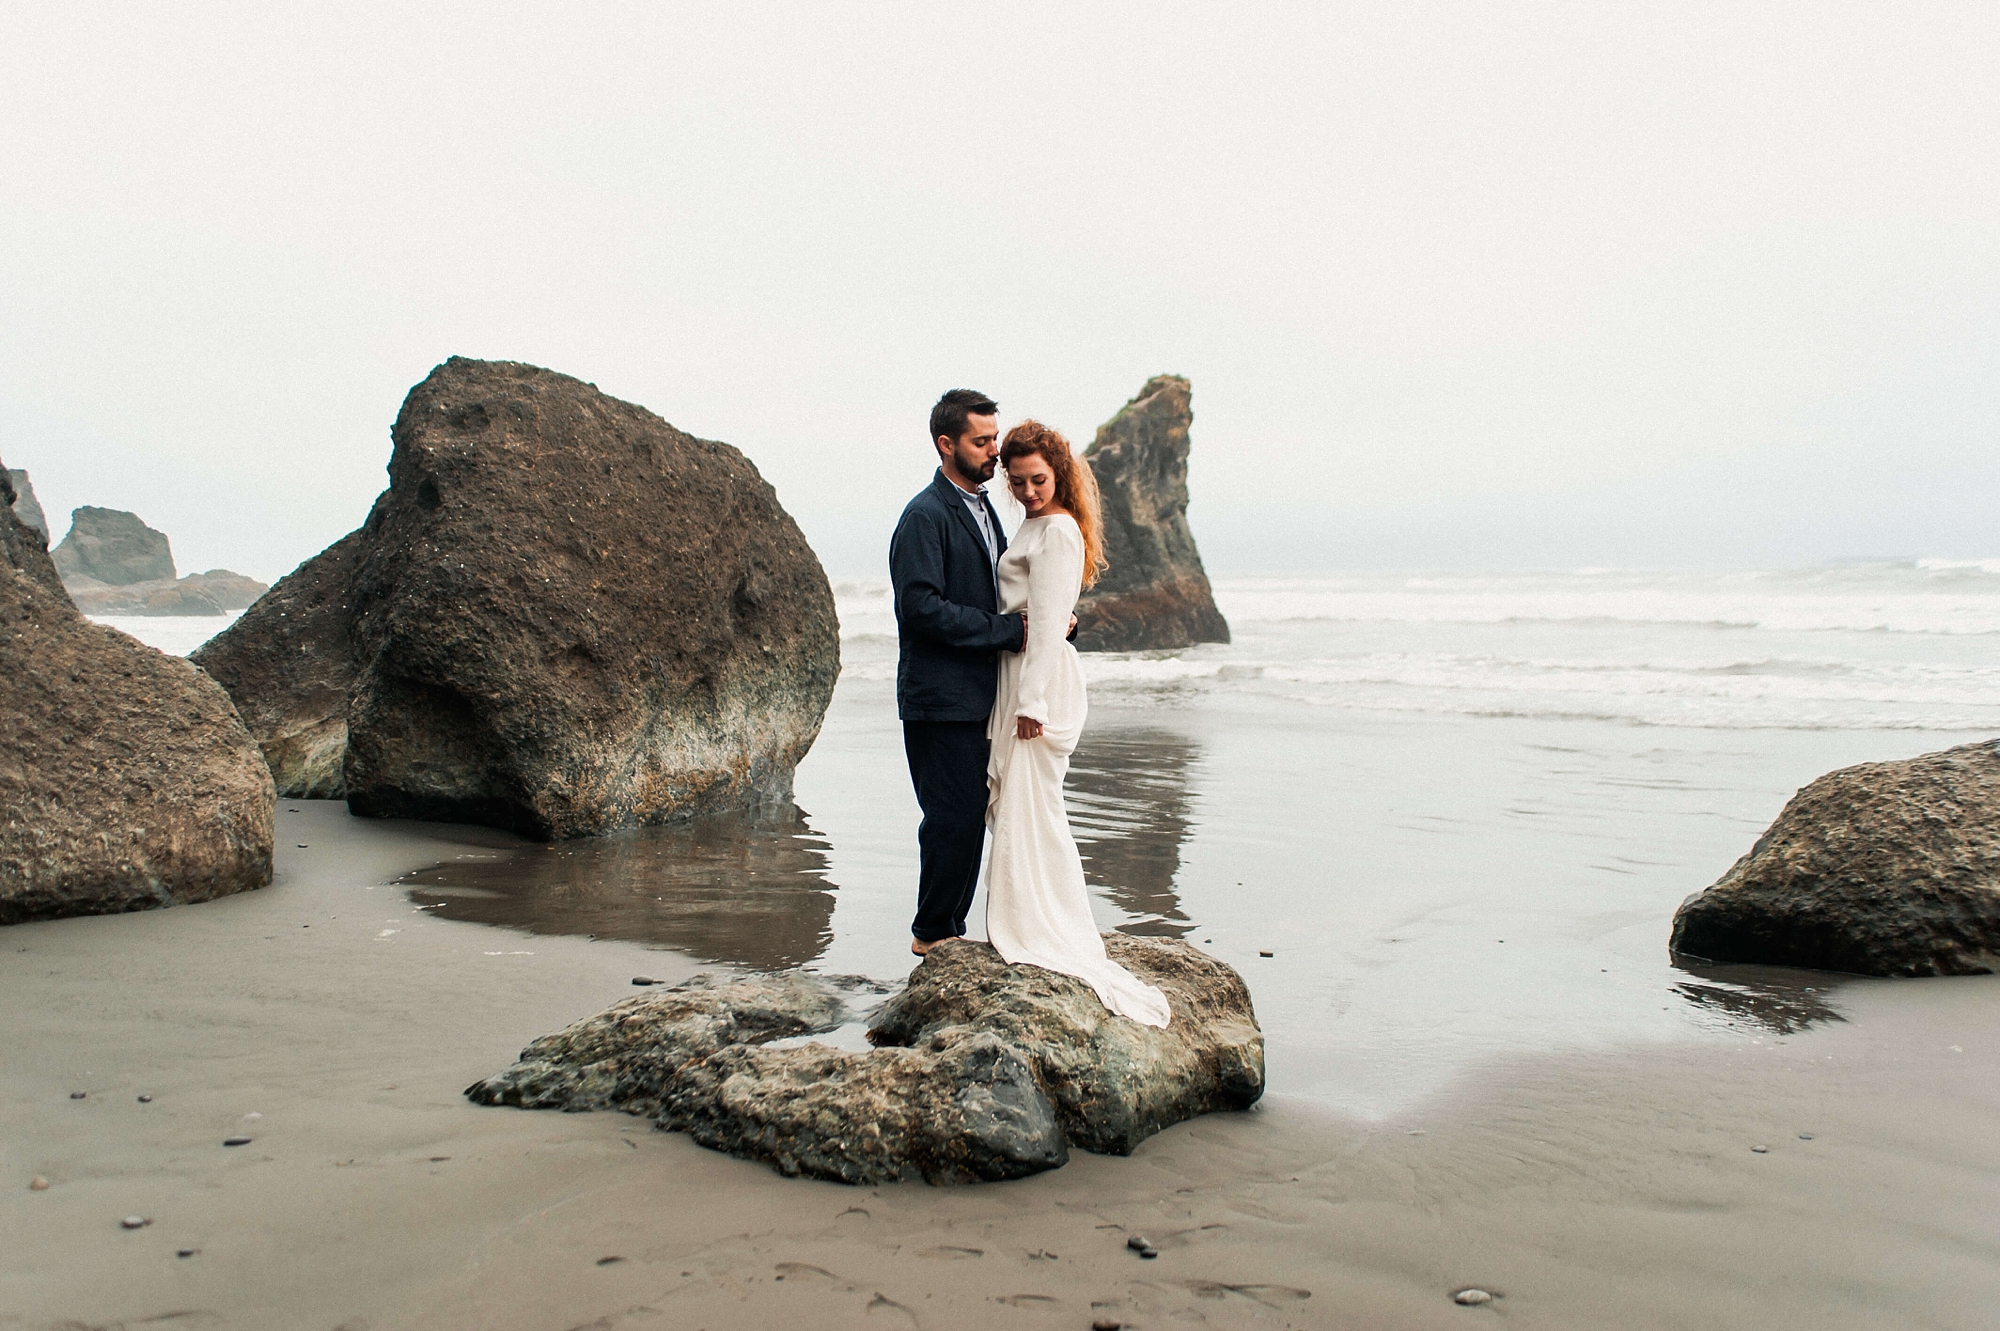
[985,513,1172,1028]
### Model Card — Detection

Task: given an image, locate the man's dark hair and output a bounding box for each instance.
[929,389,998,445]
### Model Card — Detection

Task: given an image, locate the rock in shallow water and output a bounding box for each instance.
[1670,740,2000,976]
[468,937,1263,1184]
[1073,376,1230,653]
[195,357,839,835]
[0,464,274,925]
[51,506,175,586]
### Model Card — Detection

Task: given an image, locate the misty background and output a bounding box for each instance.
[3,3,1995,583]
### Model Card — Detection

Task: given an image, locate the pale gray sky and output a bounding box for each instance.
[4,3,1995,579]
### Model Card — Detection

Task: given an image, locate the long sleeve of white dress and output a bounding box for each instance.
[983,514,1172,1029]
[1013,519,1083,725]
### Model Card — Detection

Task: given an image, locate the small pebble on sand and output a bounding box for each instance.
[1751,1145,1769,1153]
[1259,950,1274,958]
[137,1094,152,1103]
[69,1091,86,1100]
[29,1176,49,1191]
[1799,1133,1814,1140]
[120,1216,147,1230]
[177,1249,197,1258]
[1454,1288,1493,1306]
[1125,1235,1159,1258]
[1092,1320,1124,1331]
[632,977,660,986]
[223,1136,252,1147]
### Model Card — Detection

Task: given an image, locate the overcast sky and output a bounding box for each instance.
[4,3,1995,580]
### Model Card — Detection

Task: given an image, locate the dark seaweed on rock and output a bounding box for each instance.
[1,461,274,924]
[1074,376,1230,653]
[1670,740,2000,977]
[195,357,839,837]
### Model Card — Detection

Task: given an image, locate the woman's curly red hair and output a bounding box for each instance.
[999,420,1108,590]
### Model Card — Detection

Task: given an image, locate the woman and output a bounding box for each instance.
[984,421,1172,1028]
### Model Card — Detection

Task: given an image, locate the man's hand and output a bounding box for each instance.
[1016,716,1044,740]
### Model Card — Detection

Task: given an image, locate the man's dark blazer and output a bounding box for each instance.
[890,469,1025,722]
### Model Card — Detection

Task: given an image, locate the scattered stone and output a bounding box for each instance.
[631,976,661,986]
[193,357,840,834]
[1092,1320,1124,1331]
[223,1136,252,1147]
[29,1176,48,1190]
[0,463,275,924]
[1125,1235,1153,1251]
[69,1091,85,1099]
[51,507,175,586]
[1073,375,1230,652]
[1126,1234,1159,1258]
[1751,1145,1769,1153]
[137,1095,152,1103]
[867,936,1265,1156]
[120,1216,147,1230]
[1670,740,2000,976]
[177,1248,196,1258]
[1800,1133,1814,1140]
[596,1256,624,1266]
[1259,950,1274,958]
[1454,1288,1494,1306]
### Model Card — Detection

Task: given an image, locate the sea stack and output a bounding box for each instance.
[51,506,176,585]
[193,357,840,839]
[5,469,47,538]
[1670,741,2000,976]
[1075,376,1230,652]
[0,464,275,924]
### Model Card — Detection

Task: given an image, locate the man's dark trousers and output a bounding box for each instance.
[903,720,990,941]
[889,469,1026,943]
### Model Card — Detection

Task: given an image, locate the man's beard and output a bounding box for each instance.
[955,446,997,483]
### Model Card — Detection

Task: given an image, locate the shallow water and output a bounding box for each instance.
[124,565,2000,1118]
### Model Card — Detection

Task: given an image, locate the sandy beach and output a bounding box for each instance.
[5,801,1997,1330]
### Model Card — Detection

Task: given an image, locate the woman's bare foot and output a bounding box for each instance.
[911,936,960,957]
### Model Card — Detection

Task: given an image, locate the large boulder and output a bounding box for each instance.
[1075,376,1230,652]
[1670,741,2000,977]
[466,937,1262,1184]
[868,936,1264,1154]
[51,506,176,585]
[64,569,269,617]
[0,465,274,925]
[6,469,47,538]
[194,357,840,836]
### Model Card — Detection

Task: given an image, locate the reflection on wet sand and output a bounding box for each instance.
[1669,957,1848,1034]
[1066,728,1202,938]
[400,807,837,971]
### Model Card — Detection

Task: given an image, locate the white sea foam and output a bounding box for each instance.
[834,561,2000,732]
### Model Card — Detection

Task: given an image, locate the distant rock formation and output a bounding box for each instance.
[467,936,1263,1184]
[0,463,274,925]
[1670,741,2000,976]
[1075,376,1229,652]
[63,569,269,617]
[194,357,840,837]
[52,506,176,585]
[6,469,47,538]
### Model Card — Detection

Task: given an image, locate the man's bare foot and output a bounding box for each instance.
[911,936,960,957]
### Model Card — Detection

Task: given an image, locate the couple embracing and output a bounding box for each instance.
[889,389,1170,1029]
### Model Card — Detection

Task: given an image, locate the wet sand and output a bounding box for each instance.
[5,804,1998,1330]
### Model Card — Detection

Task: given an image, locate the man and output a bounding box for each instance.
[890,389,1025,956]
